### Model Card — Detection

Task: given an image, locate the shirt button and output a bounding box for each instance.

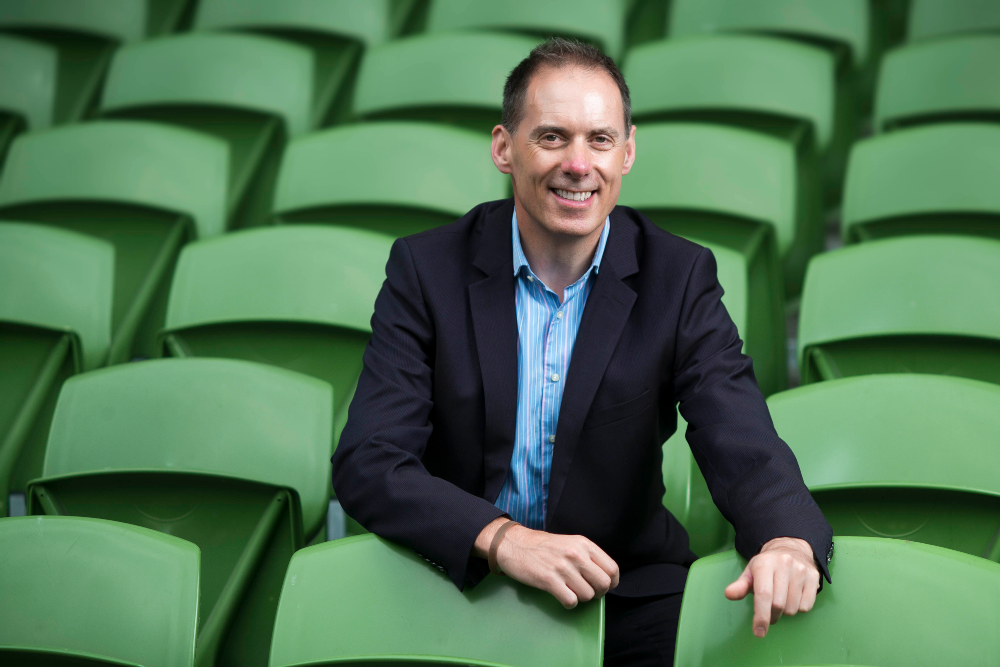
[548,435,556,443]
[556,311,563,319]
[550,373,559,382]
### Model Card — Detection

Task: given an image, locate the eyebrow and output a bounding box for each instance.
[531,124,622,140]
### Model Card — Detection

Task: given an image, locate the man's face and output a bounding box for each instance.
[492,64,636,239]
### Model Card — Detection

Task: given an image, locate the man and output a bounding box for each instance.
[333,38,832,665]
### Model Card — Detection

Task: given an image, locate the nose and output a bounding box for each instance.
[561,138,592,177]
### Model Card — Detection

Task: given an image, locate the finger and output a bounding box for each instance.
[770,559,789,625]
[565,566,598,603]
[800,572,820,613]
[587,545,621,590]
[552,582,579,610]
[724,563,753,600]
[784,573,803,617]
[752,565,774,638]
[579,559,613,597]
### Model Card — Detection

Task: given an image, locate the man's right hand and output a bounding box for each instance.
[474,518,620,609]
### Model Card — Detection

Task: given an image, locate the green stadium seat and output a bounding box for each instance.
[798,235,1000,385]
[617,122,795,394]
[426,0,627,60]
[99,32,314,229]
[0,223,112,516]
[272,121,508,236]
[0,515,199,667]
[0,35,56,165]
[842,123,1000,243]
[0,120,229,363]
[269,533,604,667]
[674,537,1000,666]
[27,358,332,667]
[353,31,541,134]
[193,0,391,127]
[907,0,1000,42]
[770,374,1000,560]
[874,35,1000,132]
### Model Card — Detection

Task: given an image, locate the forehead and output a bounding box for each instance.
[522,64,624,132]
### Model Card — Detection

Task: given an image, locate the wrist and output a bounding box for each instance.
[761,536,814,559]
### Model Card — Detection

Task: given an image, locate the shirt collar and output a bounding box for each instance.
[512,209,610,277]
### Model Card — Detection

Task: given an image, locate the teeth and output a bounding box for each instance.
[554,189,594,202]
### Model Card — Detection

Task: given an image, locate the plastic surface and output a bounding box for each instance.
[907,0,1000,41]
[269,534,604,667]
[0,121,229,239]
[876,35,1000,132]
[675,537,1000,666]
[0,0,147,42]
[194,0,389,47]
[427,0,626,59]
[770,374,1000,558]
[0,515,199,667]
[0,35,57,131]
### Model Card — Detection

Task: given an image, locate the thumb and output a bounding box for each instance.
[724,564,753,600]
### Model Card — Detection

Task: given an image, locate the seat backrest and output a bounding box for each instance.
[875,35,1000,132]
[0,222,113,371]
[0,0,146,42]
[273,121,507,225]
[0,515,199,667]
[0,35,57,131]
[842,123,1000,241]
[907,0,1000,42]
[194,0,388,48]
[426,0,626,59]
[100,32,314,137]
[674,536,1000,666]
[42,358,332,534]
[627,35,836,152]
[0,121,229,238]
[269,534,604,667]
[353,31,541,125]
[798,235,1000,363]
[669,0,870,68]
[617,123,796,256]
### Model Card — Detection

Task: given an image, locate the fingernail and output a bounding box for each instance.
[754,627,766,638]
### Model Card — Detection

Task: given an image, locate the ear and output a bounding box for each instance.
[491,124,514,174]
[621,125,636,175]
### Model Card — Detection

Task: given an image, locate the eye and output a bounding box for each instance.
[543,134,559,142]
[594,136,609,144]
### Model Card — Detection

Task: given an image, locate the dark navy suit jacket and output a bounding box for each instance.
[332,198,832,596]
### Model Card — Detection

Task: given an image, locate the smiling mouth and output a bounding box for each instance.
[553,188,595,202]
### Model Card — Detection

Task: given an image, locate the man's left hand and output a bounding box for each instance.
[723,537,820,638]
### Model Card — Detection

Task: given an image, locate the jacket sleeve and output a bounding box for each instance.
[332,237,506,590]
[673,247,833,583]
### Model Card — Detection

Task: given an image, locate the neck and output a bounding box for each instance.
[515,200,604,302]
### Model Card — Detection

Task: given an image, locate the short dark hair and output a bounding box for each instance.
[502,37,632,135]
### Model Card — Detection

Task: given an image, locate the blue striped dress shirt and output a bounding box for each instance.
[494,210,611,529]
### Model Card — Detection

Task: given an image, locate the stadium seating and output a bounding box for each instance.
[770,374,1000,560]
[0,121,228,363]
[674,537,1000,666]
[907,0,1000,42]
[841,123,1000,243]
[99,32,314,229]
[269,533,604,667]
[0,35,56,164]
[353,31,541,133]
[193,0,391,127]
[875,35,1000,132]
[0,515,199,667]
[272,121,508,236]
[426,0,627,60]
[617,122,795,394]
[0,223,113,516]
[798,235,1000,385]
[27,358,332,667]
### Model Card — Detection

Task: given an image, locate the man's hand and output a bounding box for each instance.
[723,537,820,638]
[474,518,619,609]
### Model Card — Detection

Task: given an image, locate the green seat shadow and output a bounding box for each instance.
[268,533,604,667]
[0,34,56,163]
[27,358,333,667]
[0,515,199,667]
[907,0,1000,42]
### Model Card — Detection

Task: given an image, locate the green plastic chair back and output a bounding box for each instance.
[669,0,871,69]
[0,515,199,667]
[875,35,1000,133]
[769,374,1000,560]
[907,0,1000,41]
[161,225,392,441]
[0,223,113,510]
[353,31,541,133]
[842,123,1000,243]
[426,0,627,60]
[273,121,508,237]
[269,534,604,667]
[0,120,229,362]
[100,33,314,229]
[0,35,56,163]
[798,235,1000,385]
[674,537,1000,666]
[28,358,333,667]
